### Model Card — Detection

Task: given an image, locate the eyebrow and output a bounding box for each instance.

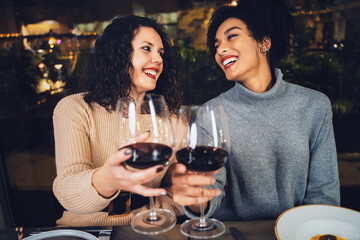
[140,41,153,46]
[224,26,242,35]
[139,41,164,51]
[214,26,242,44]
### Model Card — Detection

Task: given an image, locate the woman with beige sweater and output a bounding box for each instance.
[52,15,184,226]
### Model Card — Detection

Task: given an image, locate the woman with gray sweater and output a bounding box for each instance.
[171,0,340,221]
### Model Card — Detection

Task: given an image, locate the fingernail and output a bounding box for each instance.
[156,167,164,173]
[124,149,132,155]
[216,190,221,196]
[212,178,216,184]
[160,192,167,196]
[163,161,170,167]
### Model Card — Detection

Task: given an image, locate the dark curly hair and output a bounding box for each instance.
[207,0,294,67]
[83,15,182,114]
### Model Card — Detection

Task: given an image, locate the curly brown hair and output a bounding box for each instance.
[83,15,182,114]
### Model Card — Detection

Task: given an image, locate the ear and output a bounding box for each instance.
[257,37,272,57]
[261,36,271,50]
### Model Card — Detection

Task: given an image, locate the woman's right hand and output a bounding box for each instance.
[92,132,168,198]
[170,163,221,213]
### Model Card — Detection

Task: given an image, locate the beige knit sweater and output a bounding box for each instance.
[52,93,183,227]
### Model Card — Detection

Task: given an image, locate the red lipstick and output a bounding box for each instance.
[221,55,238,70]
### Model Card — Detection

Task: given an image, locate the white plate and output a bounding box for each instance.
[275,204,360,240]
[24,229,98,240]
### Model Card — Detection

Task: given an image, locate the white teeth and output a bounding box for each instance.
[144,70,156,76]
[223,57,238,67]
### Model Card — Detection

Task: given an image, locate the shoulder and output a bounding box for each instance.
[285,83,333,125]
[52,93,101,124]
[53,93,87,115]
[286,82,332,110]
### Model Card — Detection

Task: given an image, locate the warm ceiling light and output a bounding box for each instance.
[38,63,45,69]
[230,1,238,6]
[48,37,56,45]
[54,64,63,70]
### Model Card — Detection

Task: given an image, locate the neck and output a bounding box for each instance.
[130,90,146,111]
[239,64,273,93]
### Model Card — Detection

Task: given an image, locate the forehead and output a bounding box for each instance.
[132,26,163,46]
[215,17,249,36]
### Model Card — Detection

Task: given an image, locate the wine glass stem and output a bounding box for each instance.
[148,196,158,221]
[198,185,207,227]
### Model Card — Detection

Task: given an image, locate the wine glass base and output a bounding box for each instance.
[131,209,176,235]
[180,218,225,239]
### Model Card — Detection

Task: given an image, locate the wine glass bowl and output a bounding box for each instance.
[115,94,176,235]
[176,104,230,239]
[116,94,175,169]
[122,142,173,169]
[176,146,228,172]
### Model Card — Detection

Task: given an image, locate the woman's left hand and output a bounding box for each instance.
[92,132,169,198]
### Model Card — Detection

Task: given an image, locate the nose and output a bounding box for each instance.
[151,52,163,64]
[216,43,228,55]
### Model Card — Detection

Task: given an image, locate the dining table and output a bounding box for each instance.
[0,219,277,240]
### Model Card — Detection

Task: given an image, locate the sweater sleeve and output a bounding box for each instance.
[52,96,118,214]
[304,98,340,206]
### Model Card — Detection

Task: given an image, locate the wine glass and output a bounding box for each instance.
[115,93,176,235]
[176,104,230,239]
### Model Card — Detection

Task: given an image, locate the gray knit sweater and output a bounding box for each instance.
[185,68,340,221]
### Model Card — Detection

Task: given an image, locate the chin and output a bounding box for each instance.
[146,85,157,92]
[224,74,237,81]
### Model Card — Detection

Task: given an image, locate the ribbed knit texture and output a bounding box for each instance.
[53,93,183,226]
[199,69,340,221]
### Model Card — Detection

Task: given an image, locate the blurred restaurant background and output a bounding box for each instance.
[0,0,360,228]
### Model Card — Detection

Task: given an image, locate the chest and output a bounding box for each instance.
[225,104,311,166]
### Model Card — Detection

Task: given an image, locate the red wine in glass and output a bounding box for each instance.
[176,146,228,172]
[120,142,172,169]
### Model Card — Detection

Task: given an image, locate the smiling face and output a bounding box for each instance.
[130,26,164,97]
[214,18,270,88]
